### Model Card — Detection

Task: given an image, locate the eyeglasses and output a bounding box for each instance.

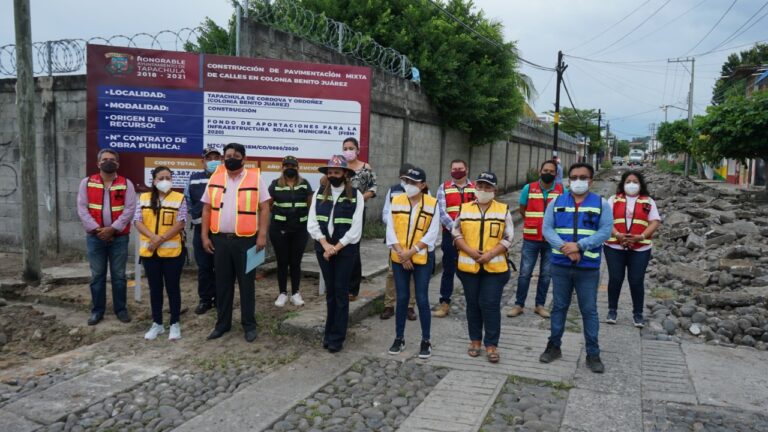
[568,175,591,181]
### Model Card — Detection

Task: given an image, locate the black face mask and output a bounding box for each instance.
[224,158,243,171]
[328,176,344,187]
[284,168,298,178]
[100,161,117,174]
[540,173,555,184]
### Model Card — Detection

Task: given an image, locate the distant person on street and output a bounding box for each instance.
[134,166,187,341]
[508,160,564,319]
[307,155,364,353]
[76,149,136,326]
[269,156,313,308]
[539,163,612,373]
[201,143,271,343]
[380,163,417,321]
[454,172,513,363]
[553,155,564,185]
[385,167,439,359]
[343,137,377,301]
[604,170,661,327]
[184,145,221,315]
[434,159,476,318]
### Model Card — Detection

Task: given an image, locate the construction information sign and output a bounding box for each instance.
[86,44,371,189]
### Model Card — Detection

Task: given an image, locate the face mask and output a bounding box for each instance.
[155,180,172,193]
[624,183,640,196]
[342,150,357,162]
[284,168,298,178]
[404,184,421,197]
[451,170,466,180]
[100,161,117,174]
[328,176,344,187]
[205,160,221,173]
[224,158,243,171]
[475,190,494,204]
[540,173,555,184]
[400,181,407,189]
[570,179,590,195]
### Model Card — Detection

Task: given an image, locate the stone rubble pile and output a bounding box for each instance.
[639,170,768,349]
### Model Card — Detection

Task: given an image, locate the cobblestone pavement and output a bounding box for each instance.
[643,402,768,432]
[480,376,569,432]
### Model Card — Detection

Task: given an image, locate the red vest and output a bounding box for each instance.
[605,194,653,250]
[442,180,475,230]
[86,174,131,236]
[522,182,564,241]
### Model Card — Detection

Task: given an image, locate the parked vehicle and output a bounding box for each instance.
[612,156,624,166]
[628,149,644,167]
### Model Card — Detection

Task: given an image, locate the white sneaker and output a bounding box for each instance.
[275,293,288,307]
[144,323,164,340]
[290,292,305,306]
[168,323,181,341]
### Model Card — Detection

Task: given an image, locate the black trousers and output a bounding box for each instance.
[349,208,366,296]
[269,226,308,295]
[193,224,216,304]
[315,241,359,349]
[212,233,257,332]
[142,252,185,325]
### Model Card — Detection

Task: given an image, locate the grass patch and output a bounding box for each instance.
[656,160,686,175]
[601,161,613,170]
[370,296,385,316]
[362,220,386,239]
[650,286,676,299]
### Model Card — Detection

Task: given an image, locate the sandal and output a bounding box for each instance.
[467,341,482,358]
[486,345,500,363]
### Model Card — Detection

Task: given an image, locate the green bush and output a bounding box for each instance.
[362,220,386,239]
[525,168,539,184]
[601,161,613,170]
[656,160,685,175]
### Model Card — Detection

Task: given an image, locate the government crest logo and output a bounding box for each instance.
[104,52,134,76]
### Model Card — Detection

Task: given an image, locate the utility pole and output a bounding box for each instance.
[668,57,695,178]
[552,50,567,158]
[596,108,602,166]
[14,0,40,285]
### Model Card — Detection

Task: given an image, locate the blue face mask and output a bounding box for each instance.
[206,160,221,173]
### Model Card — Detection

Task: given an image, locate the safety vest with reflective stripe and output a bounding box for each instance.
[442,180,476,230]
[457,200,510,274]
[390,193,437,266]
[86,174,131,236]
[138,191,184,258]
[315,189,358,245]
[523,181,564,242]
[605,194,653,249]
[550,192,603,269]
[207,166,260,237]
[269,178,311,230]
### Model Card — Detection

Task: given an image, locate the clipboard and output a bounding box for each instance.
[246,246,265,273]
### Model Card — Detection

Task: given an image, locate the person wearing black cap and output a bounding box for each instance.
[307,155,365,353]
[453,172,514,363]
[184,145,221,315]
[269,156,313,308]
[385,167,439,359]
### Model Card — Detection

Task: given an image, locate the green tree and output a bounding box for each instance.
[547,107,601,149]
[656,119,692,154]
[711,43,768,105]
[616,140,630,157]
[184,16,236,55]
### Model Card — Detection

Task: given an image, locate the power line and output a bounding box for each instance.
[566,1,651,52]
[685,0,738,55]
[586,0,672,57]
[705,1,768,53]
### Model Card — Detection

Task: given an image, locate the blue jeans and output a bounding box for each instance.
[439,229,458,304]
[193,224,216,304]
[392,251,434,341]
[515,240,552,307]
[604,246,651,315]
[86,233,129,316]
[458,269,510,347]
[549,264,600,356]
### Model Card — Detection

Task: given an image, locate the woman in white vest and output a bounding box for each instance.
[385,167,439,359]
[133,166,187,341]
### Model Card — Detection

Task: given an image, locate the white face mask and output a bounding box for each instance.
[404,184,421,197]
[400,180,408,189]
[475,190,494,204]
[342,150,357,162]
[570,179,590,195]
[624,182,640,196]
[156,180,173,193]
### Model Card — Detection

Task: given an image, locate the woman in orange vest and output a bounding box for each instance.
[604,170,661,328]
[133,166,187,341]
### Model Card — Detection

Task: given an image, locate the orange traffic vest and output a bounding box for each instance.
[522,181,563,241]
[442,180,475,230]
[86,174,131,236]
[207,166,260,237]
[605,194,653,250]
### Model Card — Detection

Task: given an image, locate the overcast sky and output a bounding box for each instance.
[2,0,766,139]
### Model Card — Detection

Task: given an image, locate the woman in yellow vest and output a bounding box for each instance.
[133,166,187,341]
[385,167,439,359]
[453,172,514,363]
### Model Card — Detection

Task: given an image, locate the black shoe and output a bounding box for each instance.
[327,345,342,353]
[380,307,394,320]
[194,302,213,315]
[87,313,103,326]
[539,342,562,363]
[115,310,131,323]
[388,338,405,355]
[206,328,230,340]
[244,329,258,342]
[419,340,432,359]
[586,355,605,373]
[322,340,329,349]
[407,307,417,321]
